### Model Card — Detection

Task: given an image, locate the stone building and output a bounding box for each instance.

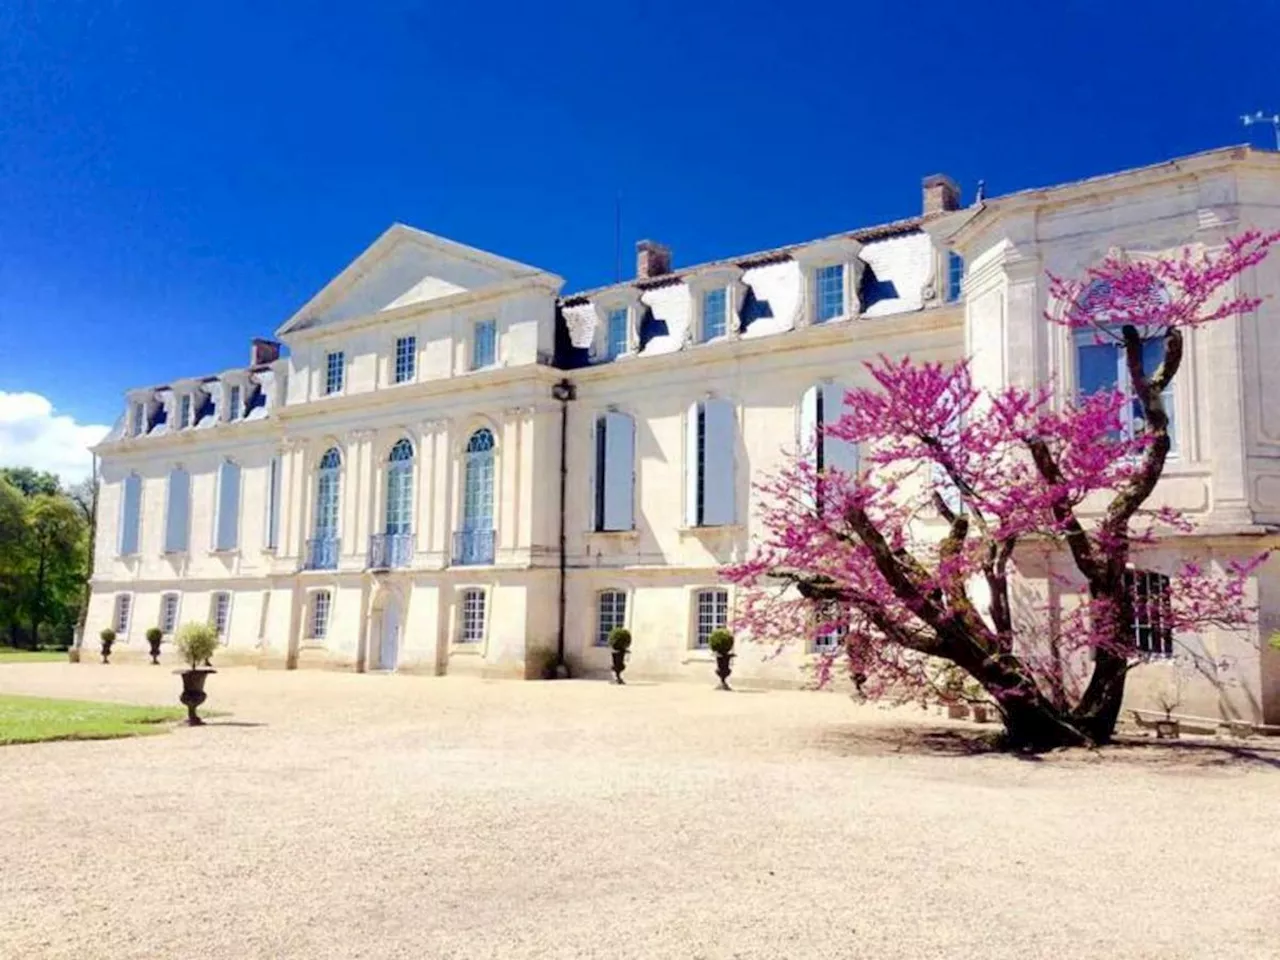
[87,145,1280,725]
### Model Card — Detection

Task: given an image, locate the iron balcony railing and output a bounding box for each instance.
[452,527,495,566]
[304,536,340,571]
[368,532,414,570]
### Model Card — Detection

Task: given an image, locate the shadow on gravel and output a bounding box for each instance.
[813,722,1280,770]
[202,721,267,729]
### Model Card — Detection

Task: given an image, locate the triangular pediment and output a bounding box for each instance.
[277,224,560,336]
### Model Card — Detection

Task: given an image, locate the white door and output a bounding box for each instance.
[379,599,400,670]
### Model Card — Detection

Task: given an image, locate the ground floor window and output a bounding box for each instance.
[813,603,846,653]
[460,588,486,644]
[113,594,132,634]
[1124,569,1173,657]
[596,590,627,646]
[211,592,231,638]
[311,590,331,640]
[160,593,179,634]
[694,588,728,649]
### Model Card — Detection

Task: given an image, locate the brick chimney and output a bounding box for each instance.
[922,174,961,215]
[636,239,672,279]
[250,338,281,366]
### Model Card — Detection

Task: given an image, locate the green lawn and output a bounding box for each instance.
[0,646,67,663]
[0,694,186,745]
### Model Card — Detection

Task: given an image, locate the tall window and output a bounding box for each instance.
[800,383,859,512]
[211,592,231,638]
[702,289,727,341]
[472,320,496,370]
[605,308,628,360]
[113,594,132,634]
[460,588,486,643]
[694,588,729,649]
[1075,323,1176,448]
[594,412,636,532]
[311,590,331,639]
[815,264,845,322]
[214,460,241,551]
[164,466,190,553]
[686,399,735,527]
[160,593,179,634]
[227,385,242,421]
[324,351,345,395]
[946,252,965,302]
[394,335,416,384]
[265,455,281,551]
[314,448,341,548]
[596,590,627,647]
[463,429,494,530]
[131,403,145,436]
[1124,569,1173,657]
[385,439,414,534]
[119,473,142,556]
[179,394,192,429]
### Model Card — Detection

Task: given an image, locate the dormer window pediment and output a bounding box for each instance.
[684,266,745,344]
[791,237,866,327]
[586,288,643,362]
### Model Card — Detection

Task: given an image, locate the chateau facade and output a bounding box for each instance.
[87,146,1280,725]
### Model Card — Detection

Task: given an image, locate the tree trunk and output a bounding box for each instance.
[997,695,1090,751]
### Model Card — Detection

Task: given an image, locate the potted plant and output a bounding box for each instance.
[145,627,163,665]
[938,666,969,720]
[1155,676,1182,740]
[99,628,115,664]
[708,628,735,691]
[607,627,631,684]
[173,622,219,726]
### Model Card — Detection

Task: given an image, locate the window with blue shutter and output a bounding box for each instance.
[164,467,190,553]
[119,474,142,556]
[214,460,241,551]
[946,252,965,302]
[594,412,636,532]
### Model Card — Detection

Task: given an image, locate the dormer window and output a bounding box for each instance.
[605,308,628,360]
[179,394,192,429]
[702,290,727,341]
[131,403,144,437]
[228,385,242,421]
[815,264,845,322]
[946,252,965,302]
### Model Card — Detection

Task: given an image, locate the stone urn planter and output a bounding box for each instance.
[98,628,115,664]
[173,622,220,726]
[145,627,163,665]
[607,627,631,685]
[1155,718,1181,740]
[708,629,735,691]
[970,703,992,724]
[945,702,969,721]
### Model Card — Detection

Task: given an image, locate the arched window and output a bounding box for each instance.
[455,429,495,565]
[384,439,414,534]
[307,447,341,570]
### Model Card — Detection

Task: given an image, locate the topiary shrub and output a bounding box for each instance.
[707,628,734,656]
[526,645,559,680]
[146,627,163,644]
[174,622,218,670]
[607,627,632,653]
[99,628,116,644]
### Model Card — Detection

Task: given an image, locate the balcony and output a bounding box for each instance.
[452,528,495,566]
[304,536,340,571]
[368,532,414,570]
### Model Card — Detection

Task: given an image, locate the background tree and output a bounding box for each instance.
[1,467,60,498]
[727,231,1277,750]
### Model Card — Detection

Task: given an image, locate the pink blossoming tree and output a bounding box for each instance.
[726,231,1278,750]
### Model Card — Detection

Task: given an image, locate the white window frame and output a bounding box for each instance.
[227,384,242,421]
[471,319,497,371]
[457,586,488,645]
[324,351,345,395]
[113,593,132,635]
[178,393,192,429]
[310,590,332,640]
[1072,325,1178,456]
[1125,568,1173,658]
[394,334,417,384]
[160,592,180,635]
[814,263,845,323]
[604,308,628,360]
[692,587,729,650]
[596,589,628,647]
[210,592,231,639]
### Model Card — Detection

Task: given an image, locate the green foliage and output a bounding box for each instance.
[0,471,91,651]
[607,627,632,652]
[1269,632,1280,653]
[0,694,185,745]
[174,622,218,669]
[526,645,560,680]
[708,628,734,656]
[146,627,163,644]
[99,628,116,644]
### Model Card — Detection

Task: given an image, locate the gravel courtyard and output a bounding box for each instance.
[1,663,1277,960]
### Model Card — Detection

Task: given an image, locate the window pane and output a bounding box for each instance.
[596,591,626,646]
[946,252,965,302]
[313,591,330,638]
[161,594,178,634]
[473,320,496,369]
[461,589,486,643]
[1076,341,1117,397]
[228,385,241,421]
[606,309,628,360]
[213,593,230,637]
[395,335,416,383]
[703,289,727,340]
[325,353,345,395]
[816,264,844,322]
[695,589,728,648]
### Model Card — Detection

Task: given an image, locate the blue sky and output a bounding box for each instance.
[1,0,1279,475]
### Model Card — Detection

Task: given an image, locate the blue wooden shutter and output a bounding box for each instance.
[266,455,281,550]
[820,383,859,476]
[684,402,700,527]
[798,387,819,514]
[165,467,190,552]
[119,474,141,555]
[701,398,736,526]
[601,411,635,531]
[215,461,241,550]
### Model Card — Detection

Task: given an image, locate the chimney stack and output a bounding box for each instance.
[250,338,281,366]
[636,239,672,279]
[922,174,961,215]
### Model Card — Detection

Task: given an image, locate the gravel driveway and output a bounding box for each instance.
[1,663,1277,960]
